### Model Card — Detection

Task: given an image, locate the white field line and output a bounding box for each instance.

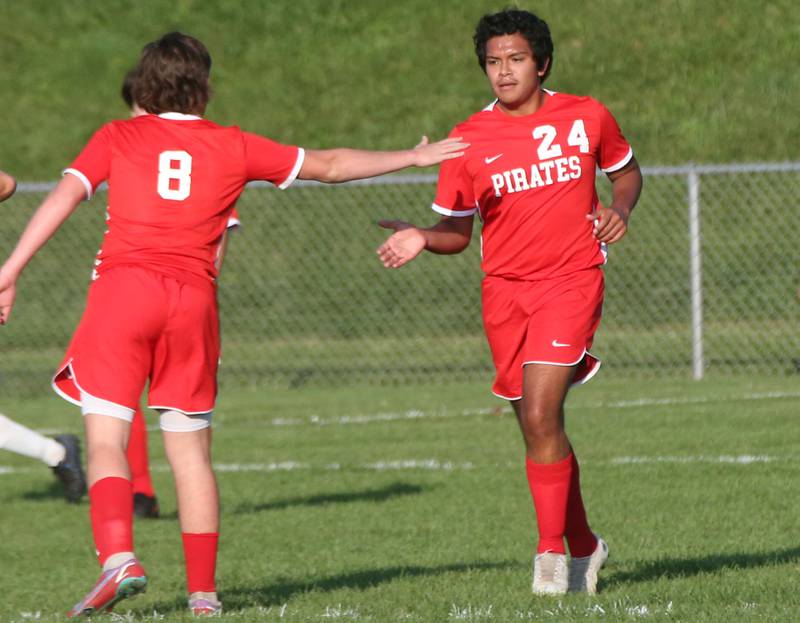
[28,390,799,436]
[0,454,792,477]
[237,390,800,429]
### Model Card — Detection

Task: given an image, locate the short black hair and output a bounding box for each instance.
[473,8,554,82]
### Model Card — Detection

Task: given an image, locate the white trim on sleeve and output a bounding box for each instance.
[432,202,477,217]
[601,146,634,173]
[226,216,241,229]
[278,147,306,190]
[63,168,93,200]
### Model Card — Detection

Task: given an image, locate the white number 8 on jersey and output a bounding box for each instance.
[158,150,192,200]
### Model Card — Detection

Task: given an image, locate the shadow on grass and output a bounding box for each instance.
[606,546,800,588]
[144,560,516,614]
[234,481,425,514]
[20,480,74,502]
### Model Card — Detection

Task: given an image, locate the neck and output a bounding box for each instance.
[498,89,546,117]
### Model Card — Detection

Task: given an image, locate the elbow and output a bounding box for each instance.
[321,164,346,184]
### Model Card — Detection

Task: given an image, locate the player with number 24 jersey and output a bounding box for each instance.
[434,91,632,281]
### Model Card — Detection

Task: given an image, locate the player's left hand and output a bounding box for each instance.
[0,270,17,325]
[586,202,630,244]
[412,135,469,167]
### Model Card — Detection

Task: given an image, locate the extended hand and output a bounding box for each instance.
[412,135,468,167]
[586,202,629,244]
[376,220,426,268]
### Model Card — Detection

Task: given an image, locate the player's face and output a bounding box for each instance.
[484,34,546,113]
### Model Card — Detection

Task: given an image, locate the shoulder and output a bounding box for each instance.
[547,91,608,115]
[449,102,499,136]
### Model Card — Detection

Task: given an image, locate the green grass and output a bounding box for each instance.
[1,0,798,179]
[1,376,799,621]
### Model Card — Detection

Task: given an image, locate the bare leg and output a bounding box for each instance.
[162,427,218,533]
[511,363,575,463]
[84,414,131,487]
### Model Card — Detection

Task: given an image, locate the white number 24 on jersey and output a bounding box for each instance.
[532,120,589,160]
[157,150,192,200]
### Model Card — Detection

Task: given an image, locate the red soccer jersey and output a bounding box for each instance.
[432,91,633,280]
[65,112,303,285]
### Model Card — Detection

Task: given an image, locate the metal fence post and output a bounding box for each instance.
[688,167,704,379]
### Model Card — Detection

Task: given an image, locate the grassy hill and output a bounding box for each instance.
[1,0,798,179]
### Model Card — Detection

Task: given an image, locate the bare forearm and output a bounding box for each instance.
[609,161,643,218]
[2,176,84,278]
[304,148,419,183]
[420,221,472,254]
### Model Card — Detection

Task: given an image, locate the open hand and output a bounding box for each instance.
[376,220,426,268]
[412,135,468,167]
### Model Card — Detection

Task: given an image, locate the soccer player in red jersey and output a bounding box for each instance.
[378,9,642,595]
[118,70,242,520]
[0,32,467,617]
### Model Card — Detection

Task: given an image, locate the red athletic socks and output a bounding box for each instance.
[182,533,219,593]
[525,454,573,554]
[89,477,134,566]
[564,453,598,557]
[526,452,598,556]
[127,408,155,497]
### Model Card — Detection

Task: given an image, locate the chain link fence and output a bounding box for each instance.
[2,163,799,397]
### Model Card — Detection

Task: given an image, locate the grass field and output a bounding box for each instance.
[1,376,798,622]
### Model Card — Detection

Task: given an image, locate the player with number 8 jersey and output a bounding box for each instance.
[63,116,290,287]
[0,31,467,617]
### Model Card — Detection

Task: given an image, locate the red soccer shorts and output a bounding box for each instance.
[53,266,219,414]
[481,268,604,400]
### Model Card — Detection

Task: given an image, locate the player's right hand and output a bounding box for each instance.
[376,220,426,268]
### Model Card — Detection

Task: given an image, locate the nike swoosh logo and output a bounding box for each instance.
[114,561,135,583]
[551,340,571,348]
[484,154,503,164]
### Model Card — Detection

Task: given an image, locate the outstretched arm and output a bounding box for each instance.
[0,174,86,324]
[0,169,17,202]
[376,215,474,269]
[299,135,468,183]
[586,157,643,244]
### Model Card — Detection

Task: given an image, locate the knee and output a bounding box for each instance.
[521,405,562,439]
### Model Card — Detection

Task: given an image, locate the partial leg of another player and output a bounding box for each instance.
[162,416,221,616]
[0,412,86,502]
[68,412,147,618]
[128,407,160,518]
[513,363,604,595]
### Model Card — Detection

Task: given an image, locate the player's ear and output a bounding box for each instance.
[537,57,550,78]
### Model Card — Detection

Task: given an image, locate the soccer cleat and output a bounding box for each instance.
[66,558,147,618]
[568,537,609,594]
[532,551,568,595]
[133,493,160,519]
[189,596,223,616]
[51,434,87,503]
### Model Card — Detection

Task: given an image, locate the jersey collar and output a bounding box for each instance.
[158,112,203,121]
